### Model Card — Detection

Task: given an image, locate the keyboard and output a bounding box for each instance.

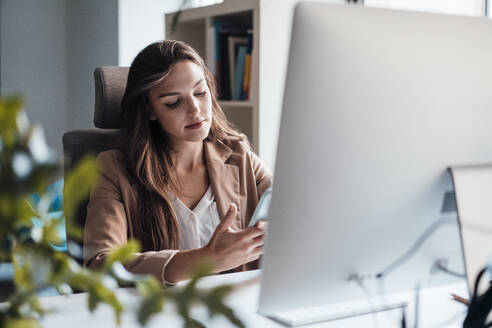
[268,296,408,327]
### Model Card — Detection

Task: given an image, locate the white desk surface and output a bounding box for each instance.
[40,270,468,327]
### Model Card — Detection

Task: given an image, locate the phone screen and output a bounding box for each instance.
[248,188,272,227]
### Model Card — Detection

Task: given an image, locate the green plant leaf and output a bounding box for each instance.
[103,240,140,271]
[94,287,124,325]
[202,285,244,328]
[136,276,162,297]
[41,217,64,246]
[6,198,37,231]
[0,96,24,146]
[213,303,244,328]
[67,269,99,290]
[136,293,164,326]
[177,302,192,326]
[88,292,100,312]
[185,318,206,328]
[203,293,244,328]
[50,251,80,284]
[190,261,213,281]
[0,94,244,328]
[209,285,234,302]
[4,317,41,328]
[63,155,98,240]
[27,297,46,316]
[12,252,34,291]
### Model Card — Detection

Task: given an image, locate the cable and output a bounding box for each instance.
[348,273,409,328]
[373,217,462,327]
[376,217,455,279]
[432,258,465,278]
[376,277,405,324]
[414,283,420,328]
[348,273,380,328]
[356,215,469,326]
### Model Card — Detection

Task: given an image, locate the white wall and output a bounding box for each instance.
[258,0,484,172]
[118,0,183,66]
[0,0,120,151]
[65,0,119,132]
[366,0,483,16]
[1,0,67,152]
[258,0,294,171]
[0,0,190,152]
[259,0,344,171]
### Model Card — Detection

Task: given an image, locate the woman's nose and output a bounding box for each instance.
[188,97,201,115]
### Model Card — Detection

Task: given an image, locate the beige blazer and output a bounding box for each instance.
[83,138,273,284]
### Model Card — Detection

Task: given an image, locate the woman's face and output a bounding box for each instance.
[148,60,213,145]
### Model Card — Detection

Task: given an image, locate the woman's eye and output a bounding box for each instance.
[165,99,181,108]
[195,90,207,97]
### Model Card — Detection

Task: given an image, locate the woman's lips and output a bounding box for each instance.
[185,120,205,129]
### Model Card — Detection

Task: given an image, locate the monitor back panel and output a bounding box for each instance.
[259,2,492,314]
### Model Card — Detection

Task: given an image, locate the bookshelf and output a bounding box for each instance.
[165,0,260,150]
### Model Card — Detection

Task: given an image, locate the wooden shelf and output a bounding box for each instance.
[166,0,259,150]
[166,0,258,23]
[218,100,253,108]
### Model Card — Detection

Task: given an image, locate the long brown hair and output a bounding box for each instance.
[121,40,246,251]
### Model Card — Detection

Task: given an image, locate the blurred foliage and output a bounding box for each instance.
[0,96,244,328]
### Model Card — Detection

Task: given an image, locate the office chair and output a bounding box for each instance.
[62,67,129,264]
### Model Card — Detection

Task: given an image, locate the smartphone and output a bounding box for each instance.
[248,187,272,228]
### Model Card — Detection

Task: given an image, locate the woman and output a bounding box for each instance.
[83,40,272,285]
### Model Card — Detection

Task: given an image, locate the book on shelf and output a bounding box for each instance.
[206,23,216,75]
[219,32,232,100]
[228,36,248,96]
[212,21,222,93]
[209,21,252,101]
[242,30,253,100]
[242,54,251,100]
[233,45,247,100]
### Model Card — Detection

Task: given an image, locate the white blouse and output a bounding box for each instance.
[164,186,221,285]
[169,186,221,250]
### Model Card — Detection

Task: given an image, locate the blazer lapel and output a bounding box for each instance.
[204,140,241,229]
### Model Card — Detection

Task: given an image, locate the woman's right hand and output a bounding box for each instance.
[204,203,266,272]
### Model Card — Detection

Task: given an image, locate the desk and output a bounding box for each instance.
[40,270,468,327]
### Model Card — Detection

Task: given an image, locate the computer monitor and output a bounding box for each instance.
[259,1,492,318]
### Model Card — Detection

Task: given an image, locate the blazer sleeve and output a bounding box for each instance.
[249,150,273,198]
[83,151,178,285]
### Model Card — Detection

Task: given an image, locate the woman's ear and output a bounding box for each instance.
[150,113,157,121]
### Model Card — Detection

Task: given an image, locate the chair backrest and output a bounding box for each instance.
[62,66,129,262]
